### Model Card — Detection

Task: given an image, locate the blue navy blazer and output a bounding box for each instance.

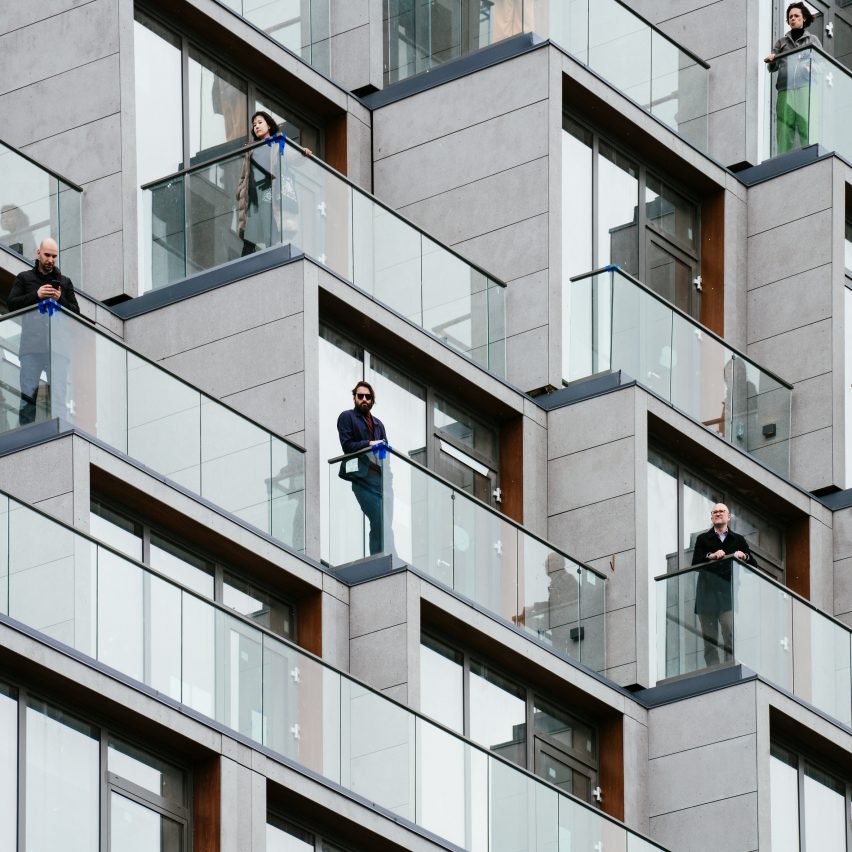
[337,408,388,483]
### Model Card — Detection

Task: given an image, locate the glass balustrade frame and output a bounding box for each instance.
[0,490,665,852]
[327,443,608,672]
[0,138,84,284]
[141,137,507,376]
[0,305,305,551]
[382,0,710,149]
[762,43,852,163]
[656,556,852,726]
[565,266,794,478]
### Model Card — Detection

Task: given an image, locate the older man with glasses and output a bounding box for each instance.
[691,503,758,667]
[337,381,390,557]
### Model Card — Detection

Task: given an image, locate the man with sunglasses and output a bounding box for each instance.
[691,504,758,667]
[337,381,390,556]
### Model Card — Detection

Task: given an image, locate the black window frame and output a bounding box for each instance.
[90,496,297,642]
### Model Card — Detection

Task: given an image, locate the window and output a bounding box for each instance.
[90,499,295,641]
[647,448,784,579]
[419,635,599,803]
[267,814,351,851]
[0,683,188,850]
[134,9,322,291]
[770,742,851,851]
[319,324,501,559]
[562,115,701,318]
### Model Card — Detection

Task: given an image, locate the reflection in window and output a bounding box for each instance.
[150,532,215,598]
[188,47,248,161]
[420,635,464,733]
[25,699,100,852]
[598,140,639,274]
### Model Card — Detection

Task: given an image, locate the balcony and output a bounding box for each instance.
[763,45,852,162]
[328,445,607,672]
[657,557,852,727]
[565,267,793,478]
[217,0,330,75]
[0,139,82,284]
[143,140,507,377]
[0,491,665,852]
[0,307,305,551]
[385,0,709,150]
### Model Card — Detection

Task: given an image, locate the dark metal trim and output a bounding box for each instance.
[0,138,84,192]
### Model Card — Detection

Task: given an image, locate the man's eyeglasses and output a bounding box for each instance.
[710,510,727,515]
[355,393,372,400]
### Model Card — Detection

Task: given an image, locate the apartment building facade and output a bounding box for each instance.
[0,0,851,849]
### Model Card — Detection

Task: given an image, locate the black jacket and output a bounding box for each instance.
[9,263,81,355]
[691,527,757,614]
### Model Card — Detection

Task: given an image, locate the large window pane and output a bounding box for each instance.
[108,738,186,805]
[770,745,800,852]
[597,142,639,275]
[267,817,315,852]
[224,572,294,639]
[26,700,99,852]
[469,661,525,767]
[188,48,248,162]
[0,684,16,852]
[803,763,847,852]
[420,635,463,733]
[150,532,214,598]
[90,501,143,562]
[111,792,183,852]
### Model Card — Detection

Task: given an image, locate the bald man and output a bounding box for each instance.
[691,503,757,667]
[8,238,80,424]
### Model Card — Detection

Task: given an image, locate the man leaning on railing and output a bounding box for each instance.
[691,503,758,667]
[7,237,80,425]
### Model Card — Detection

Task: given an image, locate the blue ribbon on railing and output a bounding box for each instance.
[37,299,61,316]
[371,440,391,460]
[266,133,287,155]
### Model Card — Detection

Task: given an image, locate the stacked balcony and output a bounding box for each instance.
[0,308,305,551]
[143,140,507,377]
[329,445,607,672]
[0,491,664,852]
[657,556,852,727]
[565,267,794,478]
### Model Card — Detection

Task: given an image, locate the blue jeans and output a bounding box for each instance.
[351,480,385,556]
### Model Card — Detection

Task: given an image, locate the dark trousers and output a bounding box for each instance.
[19,353,67,425]
[351,480,385,556]
[698,610,734,667]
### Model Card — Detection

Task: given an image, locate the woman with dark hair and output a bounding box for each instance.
[236,111,306,256]
[765,3,823,154]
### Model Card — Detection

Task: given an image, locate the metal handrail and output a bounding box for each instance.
[570,265,794,390]
[0,138,85,193]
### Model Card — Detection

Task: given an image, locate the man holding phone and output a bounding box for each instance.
[8,238,80,424]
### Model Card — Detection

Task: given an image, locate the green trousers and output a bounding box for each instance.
[775,87,814,154]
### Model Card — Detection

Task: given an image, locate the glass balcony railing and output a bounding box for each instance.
[384,0,709,150]
[0,307,305,551]
[218,0,330,76]
[763,45,852,161]
[565,267,793,478]
[328,445,607,672]
[143,140,507,377]
[0,139,83,284]
[0,492,665,852]
[657,557,852,727]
